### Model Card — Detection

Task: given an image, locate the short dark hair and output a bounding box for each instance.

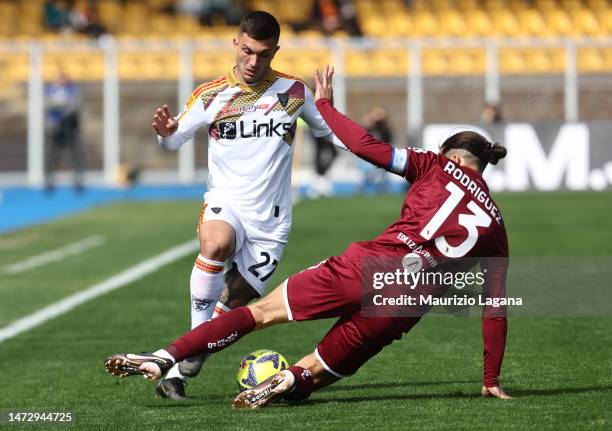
[440,131,507,170]
[239,11,280,43]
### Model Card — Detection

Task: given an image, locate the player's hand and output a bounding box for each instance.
[314,64,334,104]
[481,385,512,400]
[152,104,178,138]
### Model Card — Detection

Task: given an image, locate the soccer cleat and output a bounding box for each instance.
[232,369,295,409]
[178,354,207,378]
[104,353,174,380]
[156,377,191,401]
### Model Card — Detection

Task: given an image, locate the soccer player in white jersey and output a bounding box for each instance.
[151,11,345,399]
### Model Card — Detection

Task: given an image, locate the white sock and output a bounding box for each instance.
[164,364,185,380]
[190,255,225,329]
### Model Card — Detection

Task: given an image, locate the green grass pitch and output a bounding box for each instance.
[0,192,611,430]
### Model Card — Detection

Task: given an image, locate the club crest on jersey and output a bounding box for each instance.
[277,92,289,107]
[219,122,237,139]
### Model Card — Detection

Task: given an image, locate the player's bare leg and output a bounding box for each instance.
[107,282,289,380]
[295,352,339,390]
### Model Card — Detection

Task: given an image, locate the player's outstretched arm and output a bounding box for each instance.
[481,253,511,400]
[313,65,403,174]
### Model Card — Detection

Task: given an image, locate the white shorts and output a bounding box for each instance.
[198,197,288,295]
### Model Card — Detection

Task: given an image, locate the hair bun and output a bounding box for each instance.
[484,143,507,165]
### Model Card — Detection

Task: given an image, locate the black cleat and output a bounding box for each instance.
[178,354,208,378]
[104,353,174,380]
[156,378,191,400]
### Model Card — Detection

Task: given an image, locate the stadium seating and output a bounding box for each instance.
[0,0,610,83]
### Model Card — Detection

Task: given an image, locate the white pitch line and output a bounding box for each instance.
[3,235,107,275]
[0,239,199,343]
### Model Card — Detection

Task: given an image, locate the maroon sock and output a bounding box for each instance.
[165,307,256,362]
[283,365,315,402]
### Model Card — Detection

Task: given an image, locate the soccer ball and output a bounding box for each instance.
[236,349,289,392]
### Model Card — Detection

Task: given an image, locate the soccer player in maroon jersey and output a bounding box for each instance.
[104,65,511,407]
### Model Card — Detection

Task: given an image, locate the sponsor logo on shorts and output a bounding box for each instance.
[211,207,222,214]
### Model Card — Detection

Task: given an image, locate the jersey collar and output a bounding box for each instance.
[227,67,277,92]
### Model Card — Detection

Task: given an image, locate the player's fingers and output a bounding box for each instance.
[163,104,171,117]
[322,65,328,87]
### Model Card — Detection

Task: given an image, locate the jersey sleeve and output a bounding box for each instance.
[301,86,336,138]
[314,98,408,176]
[158,88,209,150]
[405,149,439,183]
[480,227,509,387]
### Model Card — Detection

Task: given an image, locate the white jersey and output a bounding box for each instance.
[159,68,344,233]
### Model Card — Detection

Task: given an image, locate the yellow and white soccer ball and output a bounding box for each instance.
[236,349,289,392]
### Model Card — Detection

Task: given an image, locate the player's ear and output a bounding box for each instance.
[233,37,239,48]
[450,154,462,165]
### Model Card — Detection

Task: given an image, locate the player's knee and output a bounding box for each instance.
[199,230,232,260]
[247,297,285,329]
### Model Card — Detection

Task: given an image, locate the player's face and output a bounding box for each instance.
[233,33,279,84]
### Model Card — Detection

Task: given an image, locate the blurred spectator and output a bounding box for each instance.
[481,102,503,124]
[292,0,362,37]
[44,0,107,38]
[359,106,394,193]
[173,0,246,26]
[44,0,69,31]
[45,72,84,192]
[71,1,107,39]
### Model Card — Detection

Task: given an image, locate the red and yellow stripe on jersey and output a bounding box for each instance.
[178,76,228,122]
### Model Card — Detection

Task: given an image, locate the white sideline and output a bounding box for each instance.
[3,235,107,274]
[0,239,199,343]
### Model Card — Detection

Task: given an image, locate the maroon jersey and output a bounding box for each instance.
[316,98,508,387]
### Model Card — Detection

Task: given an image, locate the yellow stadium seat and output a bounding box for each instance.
[518,8,547,36]
[439,10,467,37]
[361,15,388,37]
[573,8,601,36]
[491,9,521,37]
[601,48,612,70]
[387,13,413,37]
[579,48,605,72]
[423,51,449,75]
[465,8,494,37]
[413,10,440,37]
[346,51,372,76]
[500,49,526,74]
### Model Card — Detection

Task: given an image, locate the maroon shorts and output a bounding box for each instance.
[284,245,421,377]
[284,255,362,321]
